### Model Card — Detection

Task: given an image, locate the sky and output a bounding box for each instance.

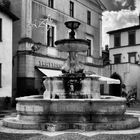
[101,0,140,48]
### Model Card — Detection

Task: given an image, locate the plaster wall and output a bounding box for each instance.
[120,30,140,45]
[34,0,101,28]
[109,28,140,64]
[9,0,102,63]
[31,0,101,58]
[9,0,103,97]
[109,34,114,49]
[109,29,140,49]
[0,12,13,97]
[110,45,140,64]
[136,29,140,44]
[9,0,21,97]
[121,32,128,46]
[104,63,140,100]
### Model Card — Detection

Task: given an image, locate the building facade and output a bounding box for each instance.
[108,25,140,64]
[9,0,105,97]
[107,24,140,100]
[0,3,18,107]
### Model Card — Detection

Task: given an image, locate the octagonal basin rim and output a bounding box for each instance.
[16,95,126,102]
[55,38,89,44]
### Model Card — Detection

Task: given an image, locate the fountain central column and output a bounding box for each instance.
[61,22,84,74]
[62,51,84,74]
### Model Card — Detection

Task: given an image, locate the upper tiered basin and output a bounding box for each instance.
[55,39,89,52]
[55,21,89,52]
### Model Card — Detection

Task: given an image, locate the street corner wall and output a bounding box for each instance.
[0,12,13,98]
[128,64,140,100]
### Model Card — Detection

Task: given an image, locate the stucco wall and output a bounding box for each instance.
[9,0,103,63]
[31,0,101,58]
[0,12,13,97]
[108,26,140,100]
[109,29,140,48]
[34,0,101,28]
[121,32,128,46]
[110,45,140,64]
[9,0,103,97]
[109,28,140,64]
[9,0,21,97]
[136,29,140,44]
[104,63,140,100]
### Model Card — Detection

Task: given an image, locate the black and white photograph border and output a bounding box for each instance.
[0,0,140,139]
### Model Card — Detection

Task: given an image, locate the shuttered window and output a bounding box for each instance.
[70,1,74,17]
[0,64,1,87]
[47,25,54,47]
[114,54,121,64]
[128,31,135,45]
[114,33,121,47]
[87,39,91,56]
[128,52,136,63]
[87,10,91,25]
[48,0,54,8]
[0,18,2,41]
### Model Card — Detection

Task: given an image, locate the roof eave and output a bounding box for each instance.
[88,0,106,11]
[107,25,140,34]
[0,5,19,21]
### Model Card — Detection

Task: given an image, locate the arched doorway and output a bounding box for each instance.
[109,72,122,97]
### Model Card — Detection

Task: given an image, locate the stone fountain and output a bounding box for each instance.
[3,21,139,131]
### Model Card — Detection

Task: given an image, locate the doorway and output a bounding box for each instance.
[109,72,122,97]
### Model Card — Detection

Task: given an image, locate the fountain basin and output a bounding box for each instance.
[3,95,139,131]
[55,39,89,52]
[43,76,100,99]
[15,95,126,116]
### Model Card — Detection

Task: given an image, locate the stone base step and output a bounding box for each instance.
[2,116,140,131]
[0,110,16,119]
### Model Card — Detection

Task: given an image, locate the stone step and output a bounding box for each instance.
[125,110,140,119]
[127,110,140,113]
[0,114,6,118]
[126,113,140,118]
[0,109,16,119]
[3,117,139,131]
